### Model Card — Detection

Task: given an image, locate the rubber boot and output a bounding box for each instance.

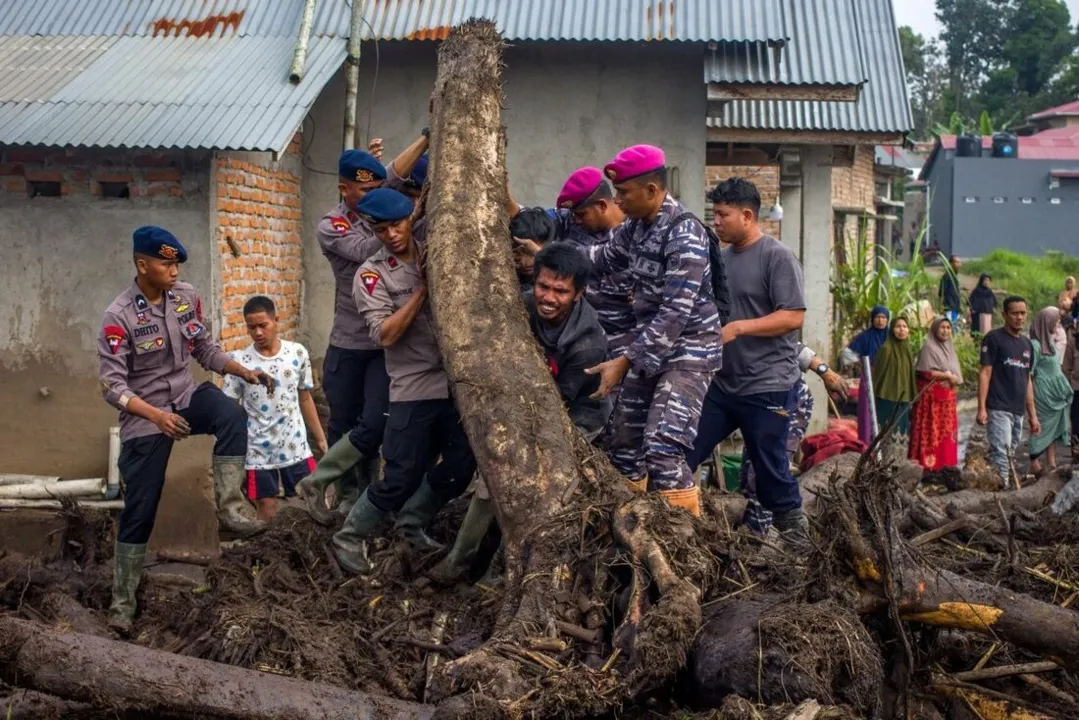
[774,506,811,553]
[214,455,265,537]
[626,474,648,493]
[393,478,448,550]
[331,489,387,575]
[296,436,364,526]
[658,486,701,517]
[108,542,147,635]
[428,495,496,586]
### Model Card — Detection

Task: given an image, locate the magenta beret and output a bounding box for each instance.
[603,144,666,183]
[556,167,605,209]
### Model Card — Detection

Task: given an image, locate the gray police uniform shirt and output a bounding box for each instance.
[318,168,409,351]
[317,202,381,351]
[716,235,806,396]
[586,194,722,377]
[98,280,229,442]
[352,225,448,403]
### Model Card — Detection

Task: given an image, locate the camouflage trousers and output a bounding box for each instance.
[607,367,710,491]
[740,378,813,534]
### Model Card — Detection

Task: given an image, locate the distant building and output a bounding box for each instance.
[920,102,1079,258]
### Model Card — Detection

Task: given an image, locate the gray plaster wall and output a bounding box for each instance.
[926,153,1079,257]
[301,41,708,358]
[0,162,212,481]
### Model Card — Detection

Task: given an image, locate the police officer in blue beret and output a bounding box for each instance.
[97,226,276,633]
[329,188,478,572]
[297,130,431,523]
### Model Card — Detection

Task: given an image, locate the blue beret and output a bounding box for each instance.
[355,188,414,224]
[339,149,386,183]
[133,225,187,263]
[405,154,428,189]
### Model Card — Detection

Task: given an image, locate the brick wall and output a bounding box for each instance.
[704,164,782,238]
[0,146,206,200]
[831,146,877,259]
[215,146,304,352]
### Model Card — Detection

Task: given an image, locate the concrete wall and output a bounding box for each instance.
[925,153,955,254]
[0,147,221,552]
[301,41,708,358]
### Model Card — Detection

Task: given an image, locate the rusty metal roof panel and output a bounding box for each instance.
[704,0,865,86]
[708,0,911,134]
[0,35,346,150]
[0,0,789,43]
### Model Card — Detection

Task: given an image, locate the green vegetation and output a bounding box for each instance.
[964,249,1079,313]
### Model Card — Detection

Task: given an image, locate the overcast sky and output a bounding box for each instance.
[894,0,1079,38]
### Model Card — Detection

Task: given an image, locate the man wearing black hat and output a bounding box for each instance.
[330,188,477,573]
[299,133,428,522]
[97,226,275,633]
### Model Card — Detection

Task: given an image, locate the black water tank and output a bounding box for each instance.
[992,132,1018,159]
[956,133,982,157]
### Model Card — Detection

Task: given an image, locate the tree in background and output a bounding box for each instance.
[903,0,1079,140]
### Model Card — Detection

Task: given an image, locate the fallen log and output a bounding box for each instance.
[0,617,432,720]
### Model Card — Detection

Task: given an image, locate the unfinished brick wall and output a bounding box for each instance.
[831,146,877,256]
[704,164,782,238]
[215,152,304,352]
[0,146,206,199]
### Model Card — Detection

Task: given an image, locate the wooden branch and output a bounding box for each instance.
[952,661,1061,682]
[0,617,431,719]
[911,517,970,547]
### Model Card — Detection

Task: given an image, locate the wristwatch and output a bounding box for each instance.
[815,363,829,376]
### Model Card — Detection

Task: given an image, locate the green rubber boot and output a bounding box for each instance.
[337,455,382,516]
[331,489,387,574]
[427,495,495,586]
[393,478,448,550]
[108,542,147,635]
[296,436,364,526]
[774,506,811,554]
[214,455,265,537]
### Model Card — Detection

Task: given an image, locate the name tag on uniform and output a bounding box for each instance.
[632,257,662,277]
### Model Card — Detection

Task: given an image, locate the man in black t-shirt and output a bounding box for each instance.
[977,296,1041,486]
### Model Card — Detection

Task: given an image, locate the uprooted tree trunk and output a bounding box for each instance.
[0,617,431,720]
[423,19,703,717]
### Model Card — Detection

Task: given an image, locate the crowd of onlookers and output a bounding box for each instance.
[842,263,1079,487]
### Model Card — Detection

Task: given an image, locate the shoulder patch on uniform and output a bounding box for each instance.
[330,217,351,233]
[360,270,381,296]
[386,256,399,269]
[104,324,126,354]
[134,294,149,311]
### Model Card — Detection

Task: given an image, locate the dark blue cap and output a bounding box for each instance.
[133,225,187,263]
[338,149,386,183]
[355,188,414,224]
[405,153,428,189]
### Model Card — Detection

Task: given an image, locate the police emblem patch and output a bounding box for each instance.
[386,256,399,269]
[330,217,351,233]
[360,271,381,296]
[134,295,149,311]
[158,245,179,260]
[560,200,573,209]
[356,169,374,183]
[605,167,617,180]
[104,324,126,354]
[186,321,205,338]
[136,312,150,325]
[174,302,190,314]
[137,338,164,351]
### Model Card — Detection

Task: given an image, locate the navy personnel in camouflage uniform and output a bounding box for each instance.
[520,145,722,516]
[550,167,635,356]
[300,134,428,521]
[331,189,477,574]
[687,178,809,546]
[97,226,274,633]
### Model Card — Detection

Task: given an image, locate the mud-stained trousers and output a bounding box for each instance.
[606,367,710,491]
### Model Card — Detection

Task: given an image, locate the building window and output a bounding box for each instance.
[100,181,131,199]
[28,180,61,198]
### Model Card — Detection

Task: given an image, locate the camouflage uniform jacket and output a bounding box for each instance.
[98,281,229,441]
[552,209,636,340]
[585,194,722,376]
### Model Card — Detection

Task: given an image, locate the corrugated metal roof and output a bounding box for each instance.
[0,35,117,101]
[0,35,345,150]
[1,0,790,43]
[708,0,911,135]
[704,0,865,87]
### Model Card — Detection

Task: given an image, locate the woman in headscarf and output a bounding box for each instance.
[873,317,917,451]
[1028,306,1073,474]
[1057,276,1076,314]
[845,306,891,366]
[846,306,891,446]
[909,317,962,471]
[968,274,996,335]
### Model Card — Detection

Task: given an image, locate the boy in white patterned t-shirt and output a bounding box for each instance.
[224,296,328,521]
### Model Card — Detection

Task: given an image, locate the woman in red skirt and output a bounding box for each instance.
[910,317,963,471]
